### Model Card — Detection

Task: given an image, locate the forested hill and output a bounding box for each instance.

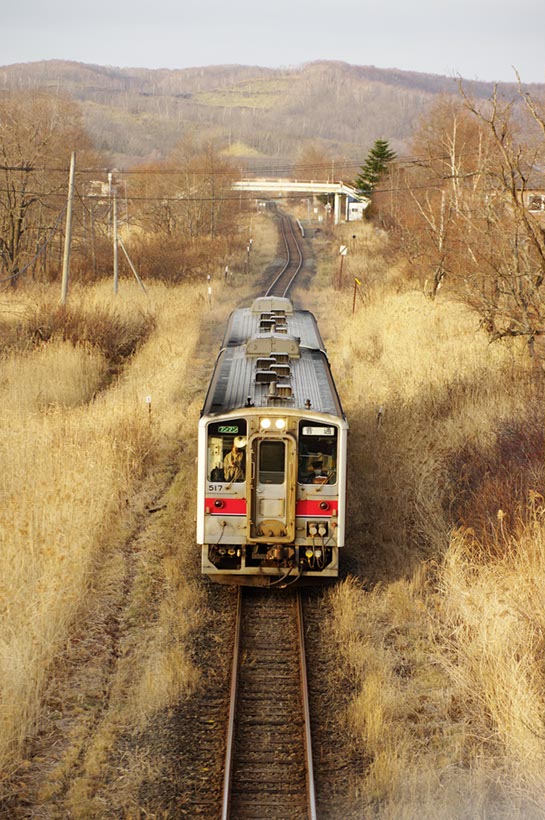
[0,59,540,167]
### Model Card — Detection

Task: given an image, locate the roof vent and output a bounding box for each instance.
[276,382,293,398]
[251,296,294,315]
[256,357,276,370]
[270,363,291,379]
[271,312,287,326]
[259,319,276,333]
[246,333,300,358]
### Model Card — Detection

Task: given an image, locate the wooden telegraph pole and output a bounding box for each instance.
[60,151,76,304]
[113,184,119,294]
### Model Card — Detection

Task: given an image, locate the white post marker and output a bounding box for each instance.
[146,395,152,418]
[338,245,348,289]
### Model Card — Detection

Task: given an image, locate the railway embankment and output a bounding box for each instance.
[0,214,278,816]
[2,210,544,817]
[299,220,545,817]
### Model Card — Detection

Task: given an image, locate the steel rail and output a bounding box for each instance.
[280,215,304,297]
[265,212,292,296]
[265,212,304,298]
[221,587,242,820]
[297,589,318,820]
[221,588,317,819]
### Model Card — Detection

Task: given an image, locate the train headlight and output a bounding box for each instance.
[260,418,272,429]
[275,418,286,430]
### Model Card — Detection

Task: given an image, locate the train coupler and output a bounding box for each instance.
[265,544,295,563]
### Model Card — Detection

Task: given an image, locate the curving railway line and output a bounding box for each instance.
[265,212,304,298]
[220,217,317,817]
[221,588,316,820]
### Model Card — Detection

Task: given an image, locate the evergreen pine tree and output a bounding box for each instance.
[355,139,397,198]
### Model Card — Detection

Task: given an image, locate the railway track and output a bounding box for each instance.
[222,588,316,820]
[266,212,304,298]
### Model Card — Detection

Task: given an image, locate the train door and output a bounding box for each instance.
[247,437,296,542]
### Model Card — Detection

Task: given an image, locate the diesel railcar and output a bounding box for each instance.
[197,296,347,586]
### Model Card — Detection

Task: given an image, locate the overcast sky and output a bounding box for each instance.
[2,0,544,84]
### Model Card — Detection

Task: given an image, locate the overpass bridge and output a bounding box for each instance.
[233,179,368,224]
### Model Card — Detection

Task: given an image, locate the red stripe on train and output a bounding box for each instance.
[296,500,338,517]
[205,498,247,515]
[205,498,338,517]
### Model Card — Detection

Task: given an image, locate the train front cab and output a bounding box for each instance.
[197,411,347,585]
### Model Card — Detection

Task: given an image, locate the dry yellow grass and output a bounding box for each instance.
[440,520,545,801]
[0,341,108,414]
[0,279,219,797]
[2,210,543,816]
[0,210,271,809]
[300,221,545,817]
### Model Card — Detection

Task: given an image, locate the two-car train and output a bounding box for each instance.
[197,295,347,586]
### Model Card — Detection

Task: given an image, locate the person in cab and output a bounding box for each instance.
[306,460,329,484]
[223,438,246,482]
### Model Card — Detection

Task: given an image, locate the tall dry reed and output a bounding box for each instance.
[302,221,544,817]
[0,280,207,794]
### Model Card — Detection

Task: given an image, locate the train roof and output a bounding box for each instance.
[201,297,345,419]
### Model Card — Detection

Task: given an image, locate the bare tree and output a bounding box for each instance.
[0,91,97,286]
[126,138,242,282]
[382,87,545,364]
[293,142,336,181]
[383,99,488,295]
[455,82,545,356]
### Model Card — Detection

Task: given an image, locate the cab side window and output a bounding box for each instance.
[207,420,247,482]
[298,422,337,484]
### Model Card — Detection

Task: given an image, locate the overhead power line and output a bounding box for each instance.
[0,171,490,204]
[0,164,35,172]
[0,153,480,177]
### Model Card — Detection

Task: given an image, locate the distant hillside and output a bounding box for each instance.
[0,60,540,169]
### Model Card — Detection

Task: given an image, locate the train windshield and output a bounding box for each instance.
[207,419,247,482]
[298,422,338,484]
[258,440,286,485]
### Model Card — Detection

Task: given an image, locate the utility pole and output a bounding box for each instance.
[113,185,119,294]
[60,151,76,304]
[108,171,113,234]
[90,207,97,277]
[124,179,129,226]
[118,237,147,293]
